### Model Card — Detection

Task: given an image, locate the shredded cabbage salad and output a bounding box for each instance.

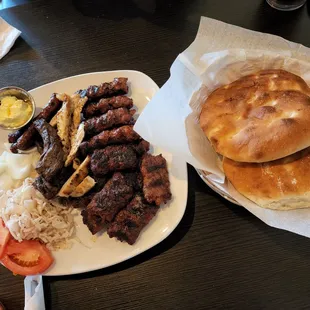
[0,177,76,250]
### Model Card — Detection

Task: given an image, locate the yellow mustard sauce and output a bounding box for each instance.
[0,95,33,128]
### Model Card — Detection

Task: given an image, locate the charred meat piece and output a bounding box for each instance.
[10,93,62,152]
[33,119,65,182]
[89,140,149,176]
[133,140,150,156]
[33,165,74,200]
[79,125,141,156]
[92,175,109,192]
[90,145,139,176]
[86,78,128,99]
[84,96,133,118]
[8,126,28,144]
[10,124,38,153]
[107,194,159,245]
[57,192,96,209]
[123,171,143,192]
[38,93,63,120]
[33,176,59,200]
[35,140,44,154]
[84,107,135,136]
[141,154,172,206]
[82,172,134,234]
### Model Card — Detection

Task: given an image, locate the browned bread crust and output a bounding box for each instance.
[223,148,310,210]
[200,70,310,162]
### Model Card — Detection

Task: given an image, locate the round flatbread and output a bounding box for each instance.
[200,69,310,162]
[223,148,310,210]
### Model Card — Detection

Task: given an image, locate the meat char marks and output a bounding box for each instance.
[84,96,133,118]
[107,194,159,245]
[33,119,65,182]
[84,107,135,136]
[33,176,59,200]
[33,119,65,181]
[86,77,128,99]
[79,125,141,156]
[141,154,171,206]
[32,119,70,199]
[10,93,62,153]
[90,141,150,176]
[82,173,134,234]
[33,167,73,200]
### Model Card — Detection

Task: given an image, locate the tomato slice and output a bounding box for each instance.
[0,219,11,259]
[1,239,54,276]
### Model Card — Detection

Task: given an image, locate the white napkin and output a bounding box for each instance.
[0,17,21,59]
[24,276,45,310]
[134,16,310,238]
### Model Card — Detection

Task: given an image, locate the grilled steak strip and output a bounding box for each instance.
[33,119,65,182]
[33,176,59,200]
[84,107,135,136]
[10,93,62,152]
[33,166,73,200]
[107,194,159,245]
[82,172,134,234]
[86,78,128,99]
[140,154,172,206]
[79,125,141,156]
[84,96,133,118]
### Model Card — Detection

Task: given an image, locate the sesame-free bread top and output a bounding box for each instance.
[223,148,310,210]
[200,69,310,162]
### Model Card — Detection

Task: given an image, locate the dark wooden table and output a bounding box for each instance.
[1,1,310,309]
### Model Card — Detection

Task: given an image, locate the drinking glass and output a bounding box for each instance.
[266,0,307,11]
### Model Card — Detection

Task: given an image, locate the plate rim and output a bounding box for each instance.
[195,169,240,206]
[25,69,188,276]
[28,70,157,93]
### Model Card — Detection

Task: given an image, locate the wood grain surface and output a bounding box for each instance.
[1,1,310,309]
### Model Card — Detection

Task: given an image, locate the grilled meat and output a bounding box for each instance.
[33,165,74,200]
[133,140,150,156]
[90,140,149,177]
[35,139,44,154]
[79,125,141,156]
[84,107,135,136]
[86,77,128,99]
[90,145,139,176]
[8,126,28,144]
[33,176,59,200]
[141,154,171,206]
[57,192,96,209]
[91,175,108,192]
[10,93,62,152]
[107,194,159,245]
[123,172,143,192]
[82,172,134,234]
[84,96,133,118]
[33,119,65,182]
[10,124,38,153]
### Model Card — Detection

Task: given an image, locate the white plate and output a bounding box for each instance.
[0,70,188,276]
